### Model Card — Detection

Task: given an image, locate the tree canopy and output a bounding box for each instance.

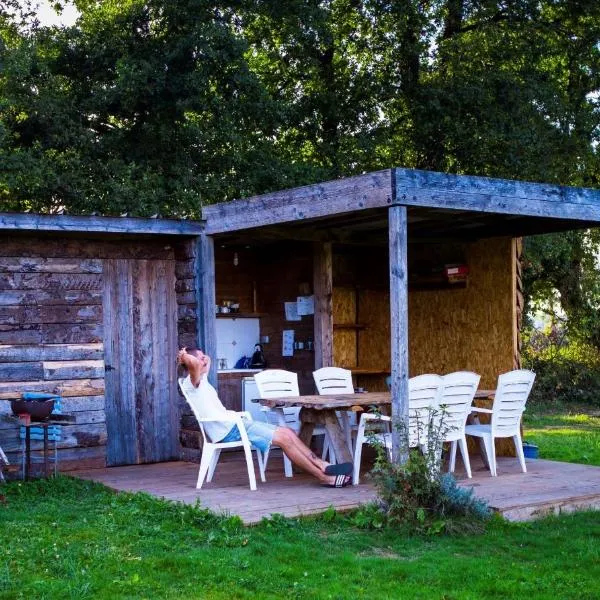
[1,0,600,216]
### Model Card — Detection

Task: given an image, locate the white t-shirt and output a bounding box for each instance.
[180,374,236,442]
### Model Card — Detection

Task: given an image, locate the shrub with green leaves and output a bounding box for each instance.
[355,409,492,534]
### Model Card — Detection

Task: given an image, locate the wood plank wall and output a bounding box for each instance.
[0,235,198,472]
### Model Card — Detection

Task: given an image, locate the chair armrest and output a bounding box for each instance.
[238,411,253,422]
[470,407,493,414]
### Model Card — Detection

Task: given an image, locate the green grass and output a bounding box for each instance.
[1,476,600,599]
[524,404,600,465]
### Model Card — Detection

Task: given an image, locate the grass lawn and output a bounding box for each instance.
[1,476,600,600]
[524,403,600,466]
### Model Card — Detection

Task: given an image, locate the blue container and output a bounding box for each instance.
[523,442,539,459]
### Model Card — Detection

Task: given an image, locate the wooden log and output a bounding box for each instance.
[313,242,333,369]
[43,360,105,380]
[41,323,103,344]
[0,325,41,344]
[203,170,393,234]
[178,304,196,321]
[0,290,103,306]
[0,423,107,449]
[0,306,40,325]
[0,257,103,273]
[0,343,103,362]
[176,292,196,305]
[0,378,104,400]
[394,168,600,222]
[60,395,105,412]
[39,304,102,324]
[0,238,175,260]
[175,278,195,293]
[0,212,204,236]
[0,273,102,291]
[0,362,44,381]
[197,235,217,388]
[389,204,409,464]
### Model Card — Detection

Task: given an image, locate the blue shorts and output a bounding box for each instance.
[219,420,277,453]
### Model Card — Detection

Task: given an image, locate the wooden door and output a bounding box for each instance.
[103,259,179,466]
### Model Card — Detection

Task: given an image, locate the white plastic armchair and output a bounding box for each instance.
[254,369,332,476]
[465,369,535,476]
[0,445,10,482]
[439,371,481,479]
[352,374,444,485]
[313,366,356,452]
[178,378,265,491]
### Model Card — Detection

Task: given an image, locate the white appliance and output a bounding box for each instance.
[242,377,268,423]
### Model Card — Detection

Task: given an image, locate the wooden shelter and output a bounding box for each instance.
[2,167,600,472]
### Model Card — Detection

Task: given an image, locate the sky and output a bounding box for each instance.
[35,0,79,27]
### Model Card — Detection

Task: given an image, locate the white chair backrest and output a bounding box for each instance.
[254,369,300,426]
[491,369,536,434]
[408,374,444,447]
[178,377,212,443]
[254,369,300,398]
[313,367,354,395]
[440,371,481,434]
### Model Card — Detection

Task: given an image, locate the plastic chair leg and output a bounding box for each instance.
[482,435,496,476]
[206,448,221,482]
[255,449,266,483]
[352,434,365,485]
[242,444,257,491]
[513,433,527,473]
[197,446,214,489]
[448,440,457,472]
[458,436,472,478]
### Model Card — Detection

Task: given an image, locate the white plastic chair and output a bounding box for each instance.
[313,366,356,451]
[353,374,444,485]
[254,369,331,477]
[439,371,481,479]
[178,378,265,491]
[0,445,10,482]
[465,369,536,476]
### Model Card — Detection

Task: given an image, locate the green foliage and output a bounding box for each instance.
[1,475,600,598]
[355,410,491,534]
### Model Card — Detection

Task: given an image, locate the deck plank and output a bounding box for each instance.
[71,452,600,523]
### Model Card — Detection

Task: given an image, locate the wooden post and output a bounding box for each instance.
[389,205,409,464]
[196,234,218,389]
[313,242,333,370]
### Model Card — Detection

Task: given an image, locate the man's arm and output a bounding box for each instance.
[177,349,209,387]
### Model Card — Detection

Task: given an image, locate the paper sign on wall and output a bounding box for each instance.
[297,295,314,316]
[282,330,295,357]
[285,301,301,321]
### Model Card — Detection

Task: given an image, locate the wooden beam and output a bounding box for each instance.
[196,234,218,388]
[389,205,409,464]
[0,212,205,236]
[395,168,600,222]
[203,170,393,234]
[313,242,334,370]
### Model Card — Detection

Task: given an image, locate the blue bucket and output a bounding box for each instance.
[523,442,539,459]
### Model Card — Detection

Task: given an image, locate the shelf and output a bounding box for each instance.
[339,367,391,376]
[216,313,266,319]
[333,323,367,330]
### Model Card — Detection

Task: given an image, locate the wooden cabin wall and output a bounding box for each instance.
[0,235,197,473]
[332,238,516,390]
[214,242,317,394]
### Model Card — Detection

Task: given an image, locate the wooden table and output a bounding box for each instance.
[260,392,391,464]
[259,390,496,464]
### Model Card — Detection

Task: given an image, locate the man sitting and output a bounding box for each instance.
[177,347,352,487]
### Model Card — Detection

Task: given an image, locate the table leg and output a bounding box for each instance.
[43,425,49,478]
[25,427,31,481]
[322,412,353,464]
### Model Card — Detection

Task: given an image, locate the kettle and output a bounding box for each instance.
[250,343,267,369]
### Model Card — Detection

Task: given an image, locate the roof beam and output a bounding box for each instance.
[203,170,393,234]
[395,169,600,222]
[0,213,204,236]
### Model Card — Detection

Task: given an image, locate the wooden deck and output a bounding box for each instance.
[71,451,600,524]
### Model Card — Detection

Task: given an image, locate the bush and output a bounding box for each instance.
[522,329,600,407]
[353,410,492,534]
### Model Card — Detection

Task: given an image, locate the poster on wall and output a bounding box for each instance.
[285,302,301,321]
[297,295,314,316]
[282,330,295,356]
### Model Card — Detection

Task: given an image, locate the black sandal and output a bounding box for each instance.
[324,462,353,476]
[325,474,352,488]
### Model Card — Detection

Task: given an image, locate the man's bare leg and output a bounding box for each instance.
[272,428,341,485]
